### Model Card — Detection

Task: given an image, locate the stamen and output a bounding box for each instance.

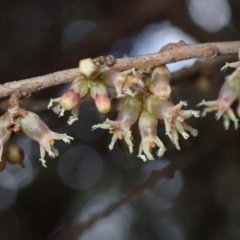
[150,141,155,148]
[125,76,133,87]
[118,132,123,139]
[177,116,184,122]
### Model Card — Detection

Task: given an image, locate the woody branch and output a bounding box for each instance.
[0,41,239,98]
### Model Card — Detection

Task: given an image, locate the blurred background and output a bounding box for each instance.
[0,0,240,239]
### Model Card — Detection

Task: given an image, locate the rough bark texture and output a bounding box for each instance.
[0,41,239,98]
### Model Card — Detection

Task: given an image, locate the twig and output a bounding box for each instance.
[0,55,234,112]
[171,55,236,83]
[65,131,236,240]
[0,41,239,98]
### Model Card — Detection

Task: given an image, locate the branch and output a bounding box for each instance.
[171,55,236,83]
[0,55,232,112]
[0,41,239,98]
[64,131,236,240]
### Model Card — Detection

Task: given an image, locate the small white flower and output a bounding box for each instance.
[146,96,199,150]
[92,96,142,153]
[138,110,166,161]
[198,70,240,129]
[18,109,73,167]
[92,118,134,153]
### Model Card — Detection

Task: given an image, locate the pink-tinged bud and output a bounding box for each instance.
[138,110,166,161]
[48,77,89,125]
[59,89,80,111]
[79,58,100,79]
[18,109,73,167]
[92,95,143,153]
[198,71,240,129]
[148,66,171,99]
[0,113,12,161]
[95,95,111,113]
[90,81,111,113]
[146,95,199,149]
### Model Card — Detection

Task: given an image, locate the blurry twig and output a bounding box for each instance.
[65,131,236,240]
[0,41,239,98]
[171,55,236,83]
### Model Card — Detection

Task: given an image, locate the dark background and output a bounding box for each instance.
[0,0,240,239]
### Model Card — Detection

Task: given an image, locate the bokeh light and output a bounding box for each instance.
[75,191,134,240]
[0,173,17,212]
[61,20,97,50]
[152,218,185,240]
[131,21,197,72]
[140,159,183,210]
[6,136,37,189]
[188,0,231,33]
[58,145,103,190]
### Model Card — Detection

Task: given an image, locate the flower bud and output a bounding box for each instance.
[147,66,171,99]
[18,109,73,167]
[95,96,111,114]
[79,58,100,79]
[59,89,80,111]
[5,142,25,168]
[90,81,111,113]
[48,77,89,125]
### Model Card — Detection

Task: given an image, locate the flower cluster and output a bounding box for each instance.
[0,94,73,168]
[2,51,240,170]
[48,58,145,125]
[198,58,240,129]
[6,53,240,168]
[50,60,198,162]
